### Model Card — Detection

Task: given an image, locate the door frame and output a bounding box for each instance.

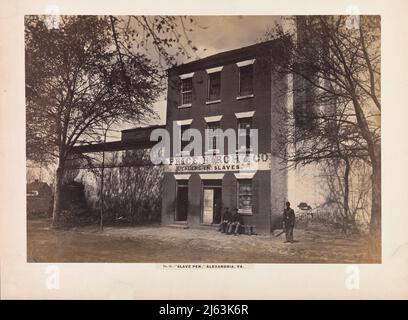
[201,183,222,224]
[175,181,189,222]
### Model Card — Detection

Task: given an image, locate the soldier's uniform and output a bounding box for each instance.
[283,207,295,242]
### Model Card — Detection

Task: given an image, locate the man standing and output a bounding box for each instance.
[219,207,232,233]
[283,201,295,243]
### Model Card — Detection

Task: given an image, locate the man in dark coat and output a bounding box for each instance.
[227,208,243,235]
[219,207,232,233]
[283,201,295,243]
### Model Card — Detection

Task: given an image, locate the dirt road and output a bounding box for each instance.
[27,219,377,263]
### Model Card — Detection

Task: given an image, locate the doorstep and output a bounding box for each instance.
[167,221,189,229]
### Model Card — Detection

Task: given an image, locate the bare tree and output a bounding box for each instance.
[269,16,381,257]
[26,15,199,227]
[26,16,160,227]
[109,16,202,67]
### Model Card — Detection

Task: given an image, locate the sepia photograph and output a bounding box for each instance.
[2,0,408,302]
[25,14,381,264]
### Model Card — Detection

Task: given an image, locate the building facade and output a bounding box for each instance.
[161,39,289,234]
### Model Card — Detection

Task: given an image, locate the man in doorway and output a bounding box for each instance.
[227,208,243,236]
[219,207,232,233]
[283,201,296,243]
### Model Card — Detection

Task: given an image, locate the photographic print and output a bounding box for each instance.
[25,14,381,264]
[2,0,408,302]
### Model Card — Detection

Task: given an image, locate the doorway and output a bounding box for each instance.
[175,180,188,221]
[202,180,222,224]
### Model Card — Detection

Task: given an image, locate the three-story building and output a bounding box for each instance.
[161,39,289,233]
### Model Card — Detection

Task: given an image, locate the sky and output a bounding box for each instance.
[181,16,283,60]
[115,16,284,137]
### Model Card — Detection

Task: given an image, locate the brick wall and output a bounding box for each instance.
[162,40,289,234]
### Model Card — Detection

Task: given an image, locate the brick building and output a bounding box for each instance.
[160,39,289,234]
[71,39,292,234]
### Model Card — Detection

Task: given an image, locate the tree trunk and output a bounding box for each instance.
[52,165,64,227]
[350,96,381,260]
[99,147,106,232]
[369,157,381,260]
[343,158,351,234]
[99,129,108,232]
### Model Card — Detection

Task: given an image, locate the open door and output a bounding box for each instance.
[176,180,188,221]
[202,188,214,224]
[202,180,222,224]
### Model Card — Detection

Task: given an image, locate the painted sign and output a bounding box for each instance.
[164,153,272,173]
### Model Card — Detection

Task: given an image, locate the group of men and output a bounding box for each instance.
[218,208,243,235]
[218,201,296,242]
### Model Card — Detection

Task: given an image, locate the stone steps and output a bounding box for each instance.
[167,223,189,229]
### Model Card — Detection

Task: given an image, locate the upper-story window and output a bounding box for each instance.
[181,77,193,105]
[206,121,221,155]
[207,71,221,102]
[180,124,191,155]
[237,117,252,154]
[239,64,254,97]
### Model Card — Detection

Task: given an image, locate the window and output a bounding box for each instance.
[181,77,193,105]
[238,179,253,213]
[237,117,252,154]
[180,124,191,155]
[206,121,221,154]
[239,65,253,96]
[207,71,221,101]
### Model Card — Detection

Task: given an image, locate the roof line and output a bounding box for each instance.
[167,37,285,72]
